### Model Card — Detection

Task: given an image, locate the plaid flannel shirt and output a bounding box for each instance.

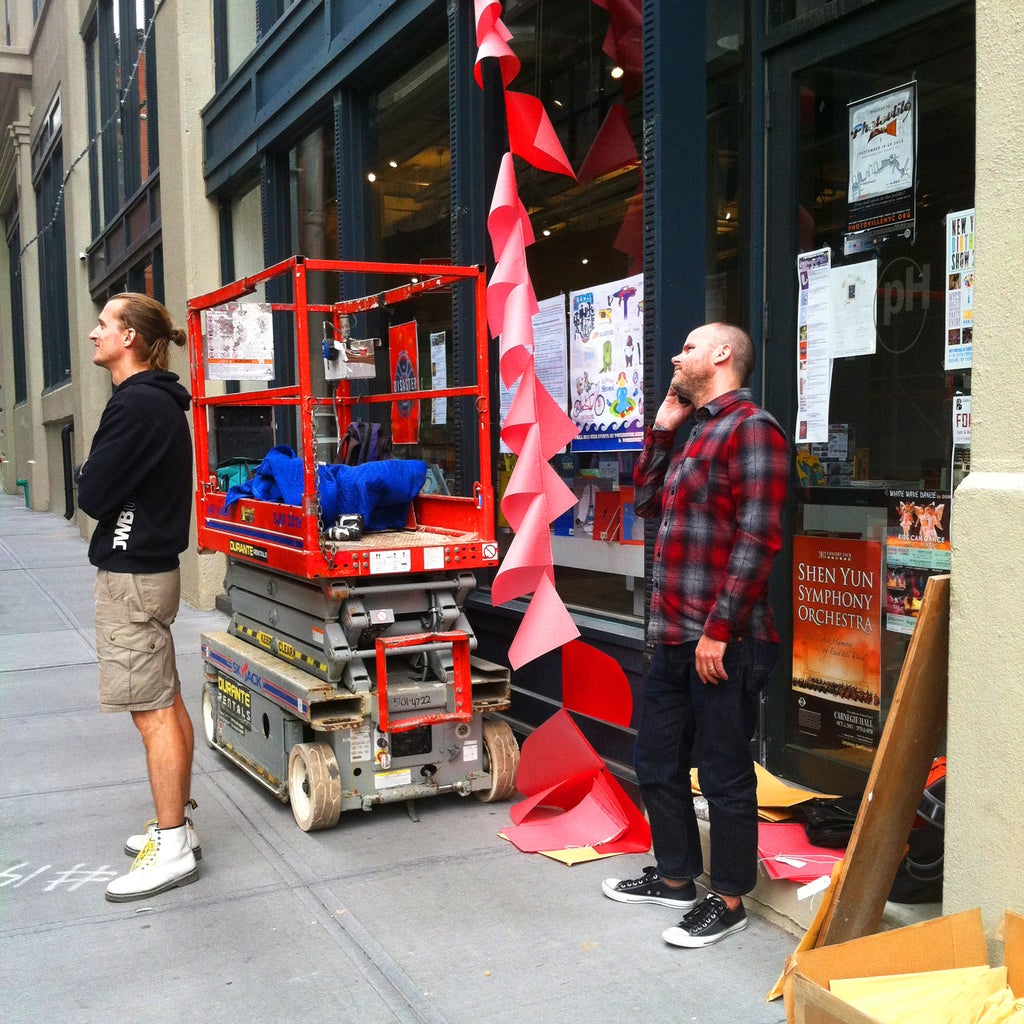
[634,388,789,645]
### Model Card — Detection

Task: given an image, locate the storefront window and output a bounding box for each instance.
[495,0,644,618]
[359,46,464,491]
[367,46,451,264]
[782,6,973,776]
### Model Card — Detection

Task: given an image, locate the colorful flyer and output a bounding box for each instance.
[389,321,420,445]
[845,81,917,252]
[569,273,644,452]
[791,536,884,751]
[885,487,951,636]
[944,208,975,370]
[795,248,832,445]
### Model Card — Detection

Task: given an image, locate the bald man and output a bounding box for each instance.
[602,323,789,948]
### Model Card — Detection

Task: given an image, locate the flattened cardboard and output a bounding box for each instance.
[786,908,1000,1024]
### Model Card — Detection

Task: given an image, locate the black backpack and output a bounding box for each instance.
[337,421,390,465]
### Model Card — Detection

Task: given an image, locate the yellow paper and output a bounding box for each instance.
[536,847,621,867]
[830,965,1007,1024]
[691,762,837,807]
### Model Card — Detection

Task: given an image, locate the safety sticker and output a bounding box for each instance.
[370,549,411,574]
[350,723,372,763]
[217,674,252,735]
[463,740,479,762]
[375,767,412,790]
[482,543,498,560]
[423,546,445,571]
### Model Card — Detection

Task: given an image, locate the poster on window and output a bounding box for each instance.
[569,273,644,452]
[944,208,975,370]
[795,248,832,445]
[389,321,420,445]
[204,303,275,380]
[791,536,884,751]
[499,295,570,455]
[885,487,951,635]
[845,82,917,253]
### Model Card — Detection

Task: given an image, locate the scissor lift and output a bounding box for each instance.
[186,257,519,830]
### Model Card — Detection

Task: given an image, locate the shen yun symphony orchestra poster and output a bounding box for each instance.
[791,536,885,751]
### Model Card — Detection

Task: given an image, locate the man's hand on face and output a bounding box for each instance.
[653,388,693,431]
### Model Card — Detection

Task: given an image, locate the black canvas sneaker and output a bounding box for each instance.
[601,866,698,909]
[662,893,747,947]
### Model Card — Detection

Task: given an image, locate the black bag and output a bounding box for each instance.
[337,421,391,465]
[888,775,946,904]
[796,794,862,848]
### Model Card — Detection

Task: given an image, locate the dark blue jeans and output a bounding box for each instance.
[634,638,778,896]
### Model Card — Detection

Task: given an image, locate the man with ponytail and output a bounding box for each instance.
[76,293,200,902]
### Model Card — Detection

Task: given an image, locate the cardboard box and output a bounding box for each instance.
[786,909,1024,1024]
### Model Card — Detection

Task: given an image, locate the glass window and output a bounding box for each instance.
[87,0,158,230]
[230,179,266,283]
[367,46,451,265]
[5,211,27,404]
[358,47,465,491]
[214,0,258,83]
[784,6,974,772]
[34,133,71,389]
[496,0,645,618]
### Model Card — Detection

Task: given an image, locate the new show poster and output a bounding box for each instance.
[846,82,917,251]
[389,321,420,445]
[944,208,975,370]
[569,273,644,452]
[885,487,951,635]
[791,536,884,751]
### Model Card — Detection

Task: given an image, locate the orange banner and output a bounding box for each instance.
[388,321,420,445]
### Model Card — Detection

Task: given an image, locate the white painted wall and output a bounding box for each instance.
[946,0,1024,959]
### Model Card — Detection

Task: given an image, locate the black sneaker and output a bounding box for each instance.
[601,866,697,909]
[662,893,747,947]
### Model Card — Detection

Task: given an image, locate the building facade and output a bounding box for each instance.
[0,0,1019,945]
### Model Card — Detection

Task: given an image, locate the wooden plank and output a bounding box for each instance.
[814,574,950,946]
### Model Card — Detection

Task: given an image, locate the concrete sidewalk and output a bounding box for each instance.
[0,492,794,1024]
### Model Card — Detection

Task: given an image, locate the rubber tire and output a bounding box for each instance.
[201,685,218,749]
[288,742,342,831]
[475,719,520,802]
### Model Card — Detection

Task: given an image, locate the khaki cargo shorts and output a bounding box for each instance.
[94,568,181,713]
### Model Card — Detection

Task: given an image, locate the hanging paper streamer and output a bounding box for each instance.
[475,2,582,669]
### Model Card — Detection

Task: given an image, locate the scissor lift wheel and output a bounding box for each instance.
[202,686,217,749]
[288,742,343,831]
[475,719,520,803]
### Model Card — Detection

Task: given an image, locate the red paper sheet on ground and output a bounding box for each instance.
[757,822,845,884]
[501,709,650,857]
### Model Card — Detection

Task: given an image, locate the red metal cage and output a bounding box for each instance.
[186,256,498,581]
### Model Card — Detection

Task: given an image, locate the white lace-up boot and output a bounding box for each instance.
[105,823,199,902]
[124,799,201,860]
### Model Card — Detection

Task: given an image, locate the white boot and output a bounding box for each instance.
[106,823,199,902]
[125,799,201,860]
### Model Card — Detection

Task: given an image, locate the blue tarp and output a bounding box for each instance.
[222,445,427,531]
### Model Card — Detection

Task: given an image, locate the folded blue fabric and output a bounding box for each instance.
[222,445,427,531]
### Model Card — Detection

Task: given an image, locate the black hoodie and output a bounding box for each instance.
[76,370,193,573]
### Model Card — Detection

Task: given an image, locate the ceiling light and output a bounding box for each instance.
[389,160,398,168]
[367,172,376,183]
[610,66,624,79]
[543,229,551,237]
